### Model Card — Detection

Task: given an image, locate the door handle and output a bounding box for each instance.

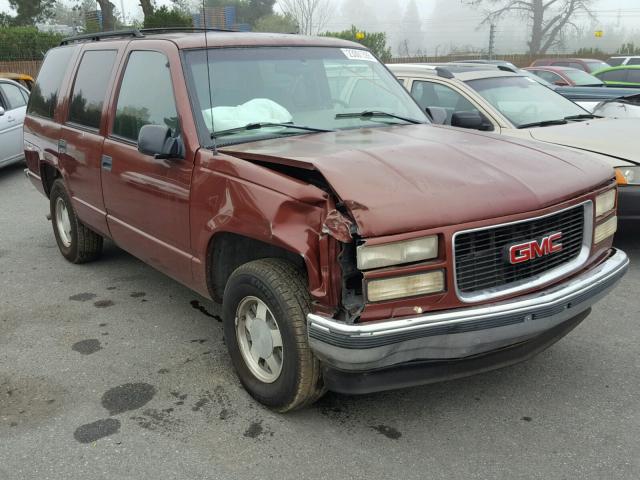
[101,155,112,171]
[7,116,15,122]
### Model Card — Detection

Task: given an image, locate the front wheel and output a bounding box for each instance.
[50,178,103,263]
[222,258,325,411]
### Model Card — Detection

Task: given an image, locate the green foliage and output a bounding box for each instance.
[8,0,56,25]
[323,26,392,62]
[254,13,297,33]
[0,27,63,61]
[143,6,193,28]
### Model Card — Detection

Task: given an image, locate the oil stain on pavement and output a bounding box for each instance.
[69,293,96,302]
[73,418,120,443]
[101,383,156,415]
[189,300,222,322]
[371,424,402,440]
[71,339,102,355]
[94,300,114,308]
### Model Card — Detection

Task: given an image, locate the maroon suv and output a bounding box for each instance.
[24,30,628,411]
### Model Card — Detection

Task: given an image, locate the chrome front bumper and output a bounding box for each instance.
[308,248,629,372]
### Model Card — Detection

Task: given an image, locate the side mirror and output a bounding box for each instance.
[425,106,448,125]
[0,107,5,116]
[137,124,182,159]
[451,111,484,130]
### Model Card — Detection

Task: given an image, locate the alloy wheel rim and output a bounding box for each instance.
[235,296,284,383]
[55,197,72,248]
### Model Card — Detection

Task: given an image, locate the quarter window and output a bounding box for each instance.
[28,46,75,119]
[68,50,117,129]
[113,51,178,142]
[0,83,27,110]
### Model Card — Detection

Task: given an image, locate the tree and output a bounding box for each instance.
[7,0,56,25]
[278,0,331,35]
[465,0,595,55]
[397,0,423,56]
[96,0,116,31]
[144,6,192,28]
[323,26,392,62]
[254,13,298,33]
[139,0,155,20]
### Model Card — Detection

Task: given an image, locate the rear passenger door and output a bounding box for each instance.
[101,46,194,285]
[59,47,120,236]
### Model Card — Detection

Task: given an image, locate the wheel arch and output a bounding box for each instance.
[206,231,310,303]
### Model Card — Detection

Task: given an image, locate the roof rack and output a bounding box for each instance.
[60,29,143,45]
[139,27,236,34]
[60,27,239,45]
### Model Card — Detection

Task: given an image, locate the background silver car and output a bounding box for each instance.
[0,78,29,168]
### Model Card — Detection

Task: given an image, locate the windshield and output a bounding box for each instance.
[564,69,604,86]
[184,47,427,145]
[466,76,588,128]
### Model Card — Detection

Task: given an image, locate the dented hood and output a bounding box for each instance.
[221,125,613,238]
[527,118,640,165]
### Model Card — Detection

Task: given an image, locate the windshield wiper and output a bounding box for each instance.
[335,110,423,124]
[211,122,333,139]
[563,114,602,120]
[517,119,568,129]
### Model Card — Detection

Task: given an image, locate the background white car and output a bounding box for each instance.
[0,78,29,168]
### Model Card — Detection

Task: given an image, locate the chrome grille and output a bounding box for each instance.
[454,205,586,296]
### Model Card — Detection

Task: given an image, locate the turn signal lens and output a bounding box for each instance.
[595,189,616,218]
[366,271,445,302]
[594,216,617,244]
[616,166,640,186]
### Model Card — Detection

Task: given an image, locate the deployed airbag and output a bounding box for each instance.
[203,98,293,131]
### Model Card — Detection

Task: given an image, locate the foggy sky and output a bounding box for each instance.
[1,0,638,55]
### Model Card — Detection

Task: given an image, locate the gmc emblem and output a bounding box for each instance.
[508,233,563,265]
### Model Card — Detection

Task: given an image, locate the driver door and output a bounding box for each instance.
[101,46,194,285]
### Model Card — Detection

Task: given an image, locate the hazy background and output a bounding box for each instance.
[1,0,638,55]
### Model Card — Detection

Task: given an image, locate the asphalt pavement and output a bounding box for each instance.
[1,162,639,480]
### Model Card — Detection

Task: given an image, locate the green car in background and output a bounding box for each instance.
[593,65,640,88]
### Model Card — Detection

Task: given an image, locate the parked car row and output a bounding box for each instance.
[389,62,639,222]
[13,30,635,411]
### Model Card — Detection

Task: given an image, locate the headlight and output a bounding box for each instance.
[357,236,438,270]
[366,271,445,302]
[594,216,617,244]
[595,189,616,218]
[616,166,640,185]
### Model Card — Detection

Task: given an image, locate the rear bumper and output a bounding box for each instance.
[618,185,640,221]
[307,248,628,384]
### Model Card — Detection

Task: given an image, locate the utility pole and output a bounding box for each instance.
[488,23,496,60]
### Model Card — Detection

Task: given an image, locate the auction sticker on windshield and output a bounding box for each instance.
[341,48,377,62]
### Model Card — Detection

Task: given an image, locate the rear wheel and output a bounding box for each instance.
[223,258,325,411]
[50,178,103,263]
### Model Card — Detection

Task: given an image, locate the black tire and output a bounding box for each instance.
[50,178,103,264]
[223,258,325,412]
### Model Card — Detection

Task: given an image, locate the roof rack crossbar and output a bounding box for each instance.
[60,29,144,45]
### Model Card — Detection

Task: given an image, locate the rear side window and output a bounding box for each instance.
[68,50,117,129]
[0,83,27,110]
[113,51,178,142]
[598,69,628,82]
[628,58,640,66]
[28,46,75,119]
